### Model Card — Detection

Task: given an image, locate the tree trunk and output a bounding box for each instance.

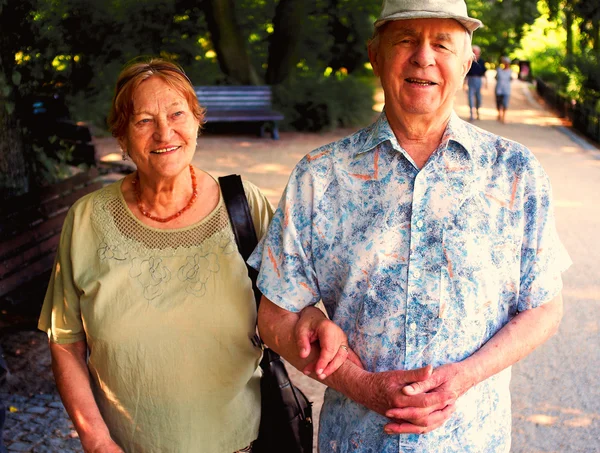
[265,0,304,85]
[0,105,29,199]
[202,0,261,85]
[0,2,30,199]
[565,9,573,63]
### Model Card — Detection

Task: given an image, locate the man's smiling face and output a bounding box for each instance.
[369,18,472,122]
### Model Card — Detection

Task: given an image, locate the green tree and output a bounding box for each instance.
[0,0,38,197]
[466,0,541,63]
[202,0,261,85]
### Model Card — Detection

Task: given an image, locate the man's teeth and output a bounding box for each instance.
[407,78,435,85]
[151,146,179,154]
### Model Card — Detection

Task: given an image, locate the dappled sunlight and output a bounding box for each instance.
[527,414,557,426]
[562,286,600,302]
[554,199,584,208]
[246,163,292,175]
[553,146,580,154]
[213,155,257,169]
[527,144,585,156]
[587,159,600,167]
[515,404,600,430]
[565,417,594,428]
[101,152,123,162]
[373,87,384,112]
[260,188,285,206]
[517,113,565,127]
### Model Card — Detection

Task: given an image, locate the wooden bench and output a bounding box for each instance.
[194,86,284,139]
[0,168,103,329]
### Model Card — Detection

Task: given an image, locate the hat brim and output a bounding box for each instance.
[375,11,483,32]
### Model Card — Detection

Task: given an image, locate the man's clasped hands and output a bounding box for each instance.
[293,309,477,435]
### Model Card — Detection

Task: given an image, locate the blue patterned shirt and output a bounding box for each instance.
[249,112,570,453]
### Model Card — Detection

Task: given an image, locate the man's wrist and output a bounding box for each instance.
[324,360,372,406]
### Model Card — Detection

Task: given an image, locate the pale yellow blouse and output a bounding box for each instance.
[39,177,274,453]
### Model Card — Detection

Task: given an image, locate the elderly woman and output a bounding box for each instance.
[38,58,345,453]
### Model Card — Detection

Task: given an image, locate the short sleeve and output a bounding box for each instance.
[38,208,86,344]
[248,159,321,312]
[517,162,571,311]
[243,180,274,241]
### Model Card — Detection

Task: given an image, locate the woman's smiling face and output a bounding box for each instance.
[118,76,200,182]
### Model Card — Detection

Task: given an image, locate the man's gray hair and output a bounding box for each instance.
[368,26,475,63]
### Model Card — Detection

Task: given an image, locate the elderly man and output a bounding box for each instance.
[249,0,570,451]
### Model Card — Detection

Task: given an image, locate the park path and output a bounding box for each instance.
[2,73,599,452]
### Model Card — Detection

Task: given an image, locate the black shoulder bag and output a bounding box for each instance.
[219,175,313,453]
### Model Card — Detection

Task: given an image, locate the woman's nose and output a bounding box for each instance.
[153,119,173,142]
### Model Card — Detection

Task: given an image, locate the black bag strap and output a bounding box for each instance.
[219,175,313,444]
[218,174,262,308]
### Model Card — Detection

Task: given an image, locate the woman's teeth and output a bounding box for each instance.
[151,146,179,154]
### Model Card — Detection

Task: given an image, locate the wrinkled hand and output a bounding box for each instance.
[383,362,474,435]
[295,306,363,379]
[359,366,457,435]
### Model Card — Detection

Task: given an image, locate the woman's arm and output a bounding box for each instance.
[295,305,363,379]
[50,341,123,453]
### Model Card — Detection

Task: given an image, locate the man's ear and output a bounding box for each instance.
[368,44,380,77]
[461,59,473,79]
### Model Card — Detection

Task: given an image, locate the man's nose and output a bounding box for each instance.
[410,44,435,68]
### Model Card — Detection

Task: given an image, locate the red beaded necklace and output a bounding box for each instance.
[132,165,198,223]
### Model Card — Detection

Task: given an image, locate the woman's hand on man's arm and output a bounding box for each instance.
[49,340,124,453]
[295,305,363,379]
[258,297,455,434]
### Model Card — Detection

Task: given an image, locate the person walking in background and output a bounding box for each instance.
[465,44,487,120]
[496,56,513,123]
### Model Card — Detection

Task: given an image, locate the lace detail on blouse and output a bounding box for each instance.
[91,182,234,258]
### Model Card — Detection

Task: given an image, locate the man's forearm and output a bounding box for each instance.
[462,294,563,385]
[257,297,371,403]
[257,297,448,418]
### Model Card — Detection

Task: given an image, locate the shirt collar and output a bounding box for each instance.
[353,110,476,160]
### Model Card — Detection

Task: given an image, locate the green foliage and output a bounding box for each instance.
[512,1,599,108]
[5,0,383,133]
[29,137,79,186]
[566,53,600,106]
[273,69,375,132]
[466,0,541,62]
[512,10,568,84]
[10,0,223,130]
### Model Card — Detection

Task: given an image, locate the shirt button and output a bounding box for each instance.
[416,220,424,228]
[413,270,421,279]
[410,322,417,331]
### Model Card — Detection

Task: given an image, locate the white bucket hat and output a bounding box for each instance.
[375,0,483,33]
